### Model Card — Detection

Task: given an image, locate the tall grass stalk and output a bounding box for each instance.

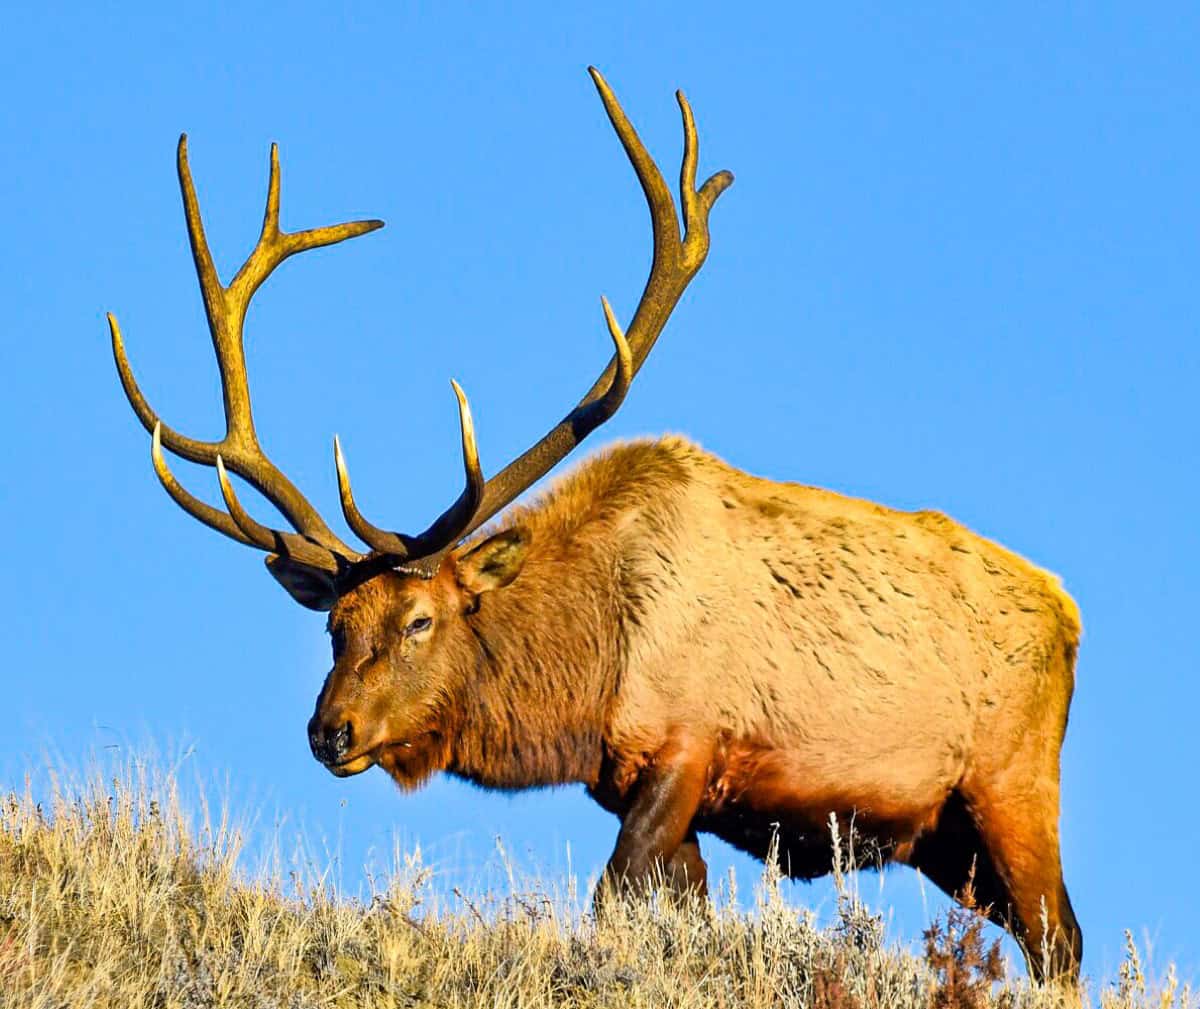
[0,761,1190,1008]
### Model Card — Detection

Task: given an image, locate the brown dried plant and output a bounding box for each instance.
[923,870,1005,1009]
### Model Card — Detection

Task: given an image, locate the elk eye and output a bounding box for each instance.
[405,616,432,636]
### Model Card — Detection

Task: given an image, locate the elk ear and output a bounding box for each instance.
[455,527,530,596]
[265,555,338,611]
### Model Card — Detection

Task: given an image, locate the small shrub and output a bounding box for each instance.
[922,875,1004,1009]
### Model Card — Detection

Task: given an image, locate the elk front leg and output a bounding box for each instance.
[598,735,711,905]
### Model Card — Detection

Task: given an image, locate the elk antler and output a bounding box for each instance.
[111,68,731,590]
[109,136,383,573]
[335,67,733,575]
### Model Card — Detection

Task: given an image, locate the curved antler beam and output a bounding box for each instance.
[111,314,224,464]
[215,456,344,572]
[422,67,732,554]
[109,135,383,570]
[144,425,343,571]
[110,69,729,596]
[334,67,730,574]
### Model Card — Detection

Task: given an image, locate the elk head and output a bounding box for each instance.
[307,528,530,783]
[108,68,731,778]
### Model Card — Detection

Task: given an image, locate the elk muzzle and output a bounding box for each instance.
[308,712,374,776]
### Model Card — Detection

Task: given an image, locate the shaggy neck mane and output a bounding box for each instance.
[444,438,693,791]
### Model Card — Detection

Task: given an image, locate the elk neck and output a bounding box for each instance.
[444,530,626,792]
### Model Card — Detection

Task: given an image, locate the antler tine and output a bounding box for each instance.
[114,72,726,590]
[586,296,635,424]
[150,422,254,546]
[334,380,486,567]
[580,72,733,378]
[392,68,730,563]
[214,456,348,570]
[111,134,385,571]
[334,435,407,556]
[407,379,486,557]
[110,313,222,466]
[148,423,349,571]
[229,142,385,309]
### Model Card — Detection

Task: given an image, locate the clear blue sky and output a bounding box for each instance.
[2,2,1196,982]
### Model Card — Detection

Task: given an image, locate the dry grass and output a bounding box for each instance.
[0,761,1191,1009]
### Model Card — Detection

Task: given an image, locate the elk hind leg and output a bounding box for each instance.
[908,791,1015,935]
[967,788,1082,983]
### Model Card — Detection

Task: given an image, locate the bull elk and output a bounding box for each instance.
[108,67,1082,980]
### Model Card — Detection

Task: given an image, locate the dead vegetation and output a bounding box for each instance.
[0,762,1190,1008]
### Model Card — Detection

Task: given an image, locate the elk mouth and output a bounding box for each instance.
[327,752,377,777]
[327,739,420,778]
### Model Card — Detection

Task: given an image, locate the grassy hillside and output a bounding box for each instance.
[0,763,1189,1008]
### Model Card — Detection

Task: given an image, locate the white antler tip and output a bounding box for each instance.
[150,422,165,467]
[333,436,352,490]
[215,455,238,508]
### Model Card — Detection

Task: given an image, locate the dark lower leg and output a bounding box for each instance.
[598,733,711,903]
[967,795,1082,983]
[1014,881,1082,984]
[662,829,708,899]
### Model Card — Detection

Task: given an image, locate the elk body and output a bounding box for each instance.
[108,68,1083,980]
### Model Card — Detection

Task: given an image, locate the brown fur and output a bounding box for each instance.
[309,435,1083,980]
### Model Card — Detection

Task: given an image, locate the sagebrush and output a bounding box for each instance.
[0,762,1189,1008]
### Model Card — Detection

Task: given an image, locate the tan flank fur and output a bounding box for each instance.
[107,69,1083,981]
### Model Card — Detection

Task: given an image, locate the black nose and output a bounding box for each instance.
[308,718,353,765]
